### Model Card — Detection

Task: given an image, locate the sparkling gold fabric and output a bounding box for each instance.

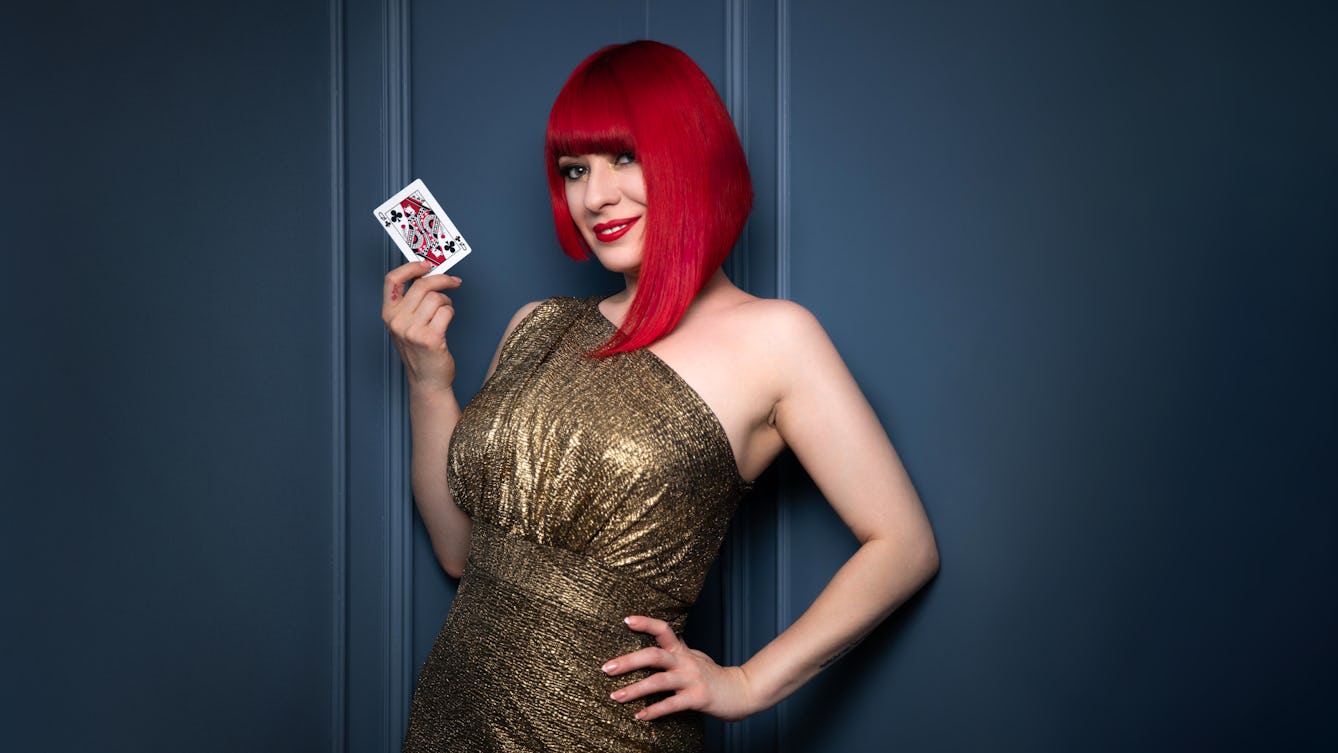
[404,296,752,753]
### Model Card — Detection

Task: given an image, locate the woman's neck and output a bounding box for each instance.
[611,268,731,309]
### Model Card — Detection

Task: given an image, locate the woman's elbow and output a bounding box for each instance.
[900,527,940,584]
[873,529,939,584]
[918,538,940,581]
[437,551,466,580]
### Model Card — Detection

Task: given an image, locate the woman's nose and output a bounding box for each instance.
[583,161,620,211]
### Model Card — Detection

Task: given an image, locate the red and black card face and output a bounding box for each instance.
[374,179,471,274]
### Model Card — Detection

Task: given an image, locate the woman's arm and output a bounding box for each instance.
[737,302,939,710]
[405,386,469,578]
[382,261,538,578]
[382,260,468,576]
[606,301,938,720]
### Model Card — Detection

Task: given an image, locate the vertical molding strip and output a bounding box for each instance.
[774,0,790,303]
[384,0,414,750]
[725,0,748,169]
[721,9,750,753]
[329,0,348,750]
[774,1,792,751]
[724,0,749,293]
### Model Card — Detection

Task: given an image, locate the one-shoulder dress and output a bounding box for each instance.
[403,296,752,753]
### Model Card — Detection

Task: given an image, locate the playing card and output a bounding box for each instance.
[373,179,472,274]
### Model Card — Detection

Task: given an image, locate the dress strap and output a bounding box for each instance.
[492,296,592,371]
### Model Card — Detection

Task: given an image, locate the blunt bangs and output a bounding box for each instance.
[546,58,636,159]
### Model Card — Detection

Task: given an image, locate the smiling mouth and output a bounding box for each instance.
[593,216,639,242]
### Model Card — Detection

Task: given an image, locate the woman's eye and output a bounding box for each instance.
[614,151,636,166]
[559,164,587,181]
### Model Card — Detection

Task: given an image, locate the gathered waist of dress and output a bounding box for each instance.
[466,521,693,632]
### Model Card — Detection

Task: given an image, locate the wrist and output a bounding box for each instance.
[408,382,460,412]
[733,662,781,717]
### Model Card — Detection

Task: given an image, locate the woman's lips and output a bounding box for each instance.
[592,216,639,242]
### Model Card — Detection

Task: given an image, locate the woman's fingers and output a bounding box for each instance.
[426,304,455,334]
[601,615,756,722]
[401,270,461,311]
[637,692,698,721]
[609,668,687,703]
[382,261,461,319]
[384,271,461,340]
[602,645,674,676]
[623,615,681,650]
[410,292,452,327]
[603,616,693,702]
[383,260,430,314]
[602,616,683,675]
[380,261,460,392]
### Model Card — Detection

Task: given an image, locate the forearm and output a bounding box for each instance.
[739,534,939,711]
[408,384,471,577]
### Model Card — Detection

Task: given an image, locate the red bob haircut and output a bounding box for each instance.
[545,40,753,356]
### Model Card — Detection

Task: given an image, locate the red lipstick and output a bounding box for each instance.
[592,216,640,243]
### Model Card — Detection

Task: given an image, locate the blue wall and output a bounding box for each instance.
[2,1,1333,751]
[2,1,337,751]
[781,3,1336,750]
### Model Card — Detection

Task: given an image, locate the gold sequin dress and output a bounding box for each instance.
[404,296,752,753]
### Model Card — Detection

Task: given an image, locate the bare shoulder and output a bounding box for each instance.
[720,298,856,422]
[689,295,842,405]
[733,297,822,330]
[725,297,836,359]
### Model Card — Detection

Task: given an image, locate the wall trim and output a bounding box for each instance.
[774,0,790,303]
[724,0,750,294]
[774,1,792,750]
[725,0,748,153]
[383,0,414,749]
[721,5,751,749]
[329,0,348,750]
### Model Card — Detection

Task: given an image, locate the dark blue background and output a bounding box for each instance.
[2,1,1333,751]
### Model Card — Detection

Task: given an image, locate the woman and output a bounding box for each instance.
[382,40,938,752]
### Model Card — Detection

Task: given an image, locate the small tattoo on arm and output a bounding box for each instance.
[819,631,871,670]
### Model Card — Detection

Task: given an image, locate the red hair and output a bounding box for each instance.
[545,40,753,356]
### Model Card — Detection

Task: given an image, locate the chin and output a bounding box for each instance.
[589,246,644,276]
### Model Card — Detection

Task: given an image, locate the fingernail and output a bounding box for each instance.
[601,662,617,673]
[451,276,462,283]
[635,711,647,721]
[610,690,625,701]
[623,616,633,625]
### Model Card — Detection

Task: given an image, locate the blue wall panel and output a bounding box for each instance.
[342,0,395,749]
[2,1,338,751]
[782,1,1337,751]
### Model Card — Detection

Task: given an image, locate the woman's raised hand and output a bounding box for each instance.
[382,260,463,393]
[602,615,760,722]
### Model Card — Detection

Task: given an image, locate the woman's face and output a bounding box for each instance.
[557,151,648,275]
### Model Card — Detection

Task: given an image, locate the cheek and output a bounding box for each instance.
[564,185,595,246]
[564,183,584,219]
